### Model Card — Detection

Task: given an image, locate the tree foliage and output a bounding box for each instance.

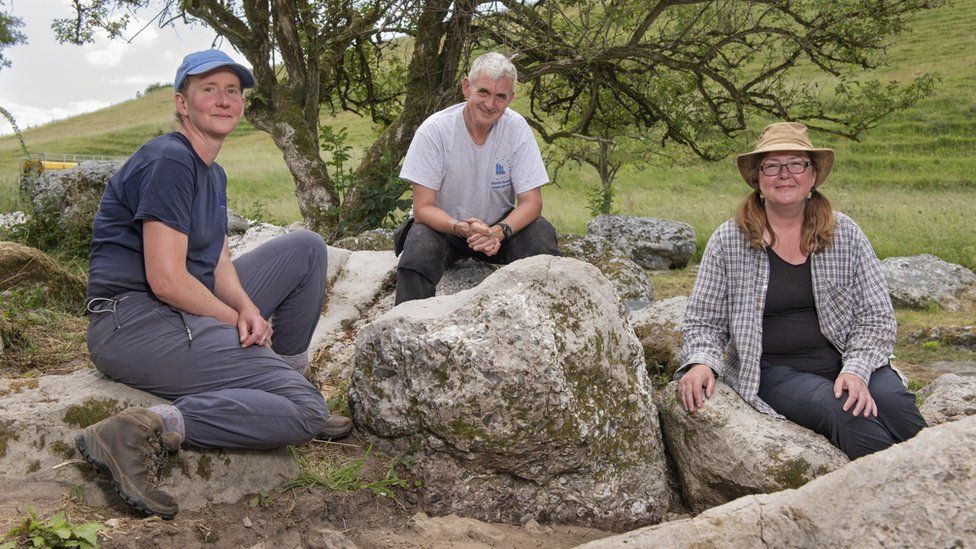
[484,0,940,211]
[55,0,943,234]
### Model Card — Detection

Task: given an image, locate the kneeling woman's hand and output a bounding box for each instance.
[678,363,716,413]
[834,373,877,417]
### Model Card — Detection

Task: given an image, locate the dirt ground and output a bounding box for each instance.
[0,486,610,548]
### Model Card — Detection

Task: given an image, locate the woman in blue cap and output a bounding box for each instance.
[75,49,350,519]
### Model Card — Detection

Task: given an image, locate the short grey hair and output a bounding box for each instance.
[468,52,517,88]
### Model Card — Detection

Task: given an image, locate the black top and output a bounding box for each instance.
[87,132,228,300]
[761,248,842,375]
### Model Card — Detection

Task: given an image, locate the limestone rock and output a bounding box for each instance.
[909,325,976,350]
[29,161,122,231]
[0,369,298,512]
[585,215,696,270]
[629,297,687,380]
[559,233,654,307]
[657,381,847,513]
[332,229,394,251]
[435,259,497,297]
[918,374,976,426]
[227,222,291,257]
[226,209,251,235]
[0,241,86,306]
[349,255,673,530]
[578,415,976,548]
[307,250,398,363]
[881,254,976,311]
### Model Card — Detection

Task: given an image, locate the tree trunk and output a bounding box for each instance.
[246,102,338,235]
[340,0,476,234]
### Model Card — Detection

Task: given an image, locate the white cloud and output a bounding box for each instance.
[83,24,160,67]
[0,97,112,135]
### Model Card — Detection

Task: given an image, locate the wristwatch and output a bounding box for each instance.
[497,222,513,240]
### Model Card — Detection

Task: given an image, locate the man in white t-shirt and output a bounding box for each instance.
[395,52,559,304]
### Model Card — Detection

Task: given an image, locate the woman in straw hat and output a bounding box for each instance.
[675,122,925,459]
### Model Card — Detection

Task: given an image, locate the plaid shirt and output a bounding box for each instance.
[677,212,896,416]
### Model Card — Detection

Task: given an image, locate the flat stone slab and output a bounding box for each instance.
[0,369,297,513]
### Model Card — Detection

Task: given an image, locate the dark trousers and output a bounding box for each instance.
[87,229,330,449]
[759,363,927,460]
[395,217,559,304]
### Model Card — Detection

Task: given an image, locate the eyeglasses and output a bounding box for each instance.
[759,160,811,177]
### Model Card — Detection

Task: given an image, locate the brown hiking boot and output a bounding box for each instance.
[317,414,353,441]
[75,407,181,519]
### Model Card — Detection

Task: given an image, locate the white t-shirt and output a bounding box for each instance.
[399,103,549,224]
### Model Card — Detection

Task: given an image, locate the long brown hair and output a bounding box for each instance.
[734,174,836,254]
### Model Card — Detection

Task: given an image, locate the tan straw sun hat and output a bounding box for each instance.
[736,122,834,189]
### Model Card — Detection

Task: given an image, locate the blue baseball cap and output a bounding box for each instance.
[174,49,256,91]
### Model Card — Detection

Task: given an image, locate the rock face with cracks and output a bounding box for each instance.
[881,254,976,311]
[579,415,976,548]
[657,381,848,513]
[348,256,673,530]
[918,373,976,426]
[585,214,696,270]
[0,369,298,513]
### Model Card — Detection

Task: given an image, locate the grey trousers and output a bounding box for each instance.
[86,229,329,449]
[759,363,927,460]
[395,217,560,304]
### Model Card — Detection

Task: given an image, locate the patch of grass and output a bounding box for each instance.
[285,444,410,498]
[0,509,103,549]
[647,267,697,300]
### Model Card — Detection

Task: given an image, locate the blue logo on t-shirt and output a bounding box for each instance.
[495,163,505,175]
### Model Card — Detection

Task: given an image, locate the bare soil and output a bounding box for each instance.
[0,485,609,548]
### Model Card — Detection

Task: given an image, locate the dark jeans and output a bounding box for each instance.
[395,217,559,304]
[86,229,330,449]
[759,362,927,460]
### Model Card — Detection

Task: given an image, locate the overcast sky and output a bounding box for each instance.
[0,0,250,135]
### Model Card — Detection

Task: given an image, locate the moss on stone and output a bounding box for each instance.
[26,459,40,474]
[196,455,213,480]
[50,439,74,459]
[62,398,124,428]
[160,453,190,480]
[449,419,488,441]
[766,457,812,489]
[0,419,17,458]
[0,378,39,397]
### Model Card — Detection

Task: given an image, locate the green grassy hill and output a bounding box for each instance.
[1,0,974,268]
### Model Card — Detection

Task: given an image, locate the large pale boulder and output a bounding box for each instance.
[578,415,976,548]
[560,233,654,308]
[349,256,674,529]
[585,215,696,270]
[657,381,847,513]
[881,254,976,311]
[0,369,298,512]
[29,161,122,231]
[918,373,976,426]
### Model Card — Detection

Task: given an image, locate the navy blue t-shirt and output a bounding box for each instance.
[87,132,228,300]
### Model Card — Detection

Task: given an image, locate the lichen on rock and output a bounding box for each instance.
[349,255,674,530]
